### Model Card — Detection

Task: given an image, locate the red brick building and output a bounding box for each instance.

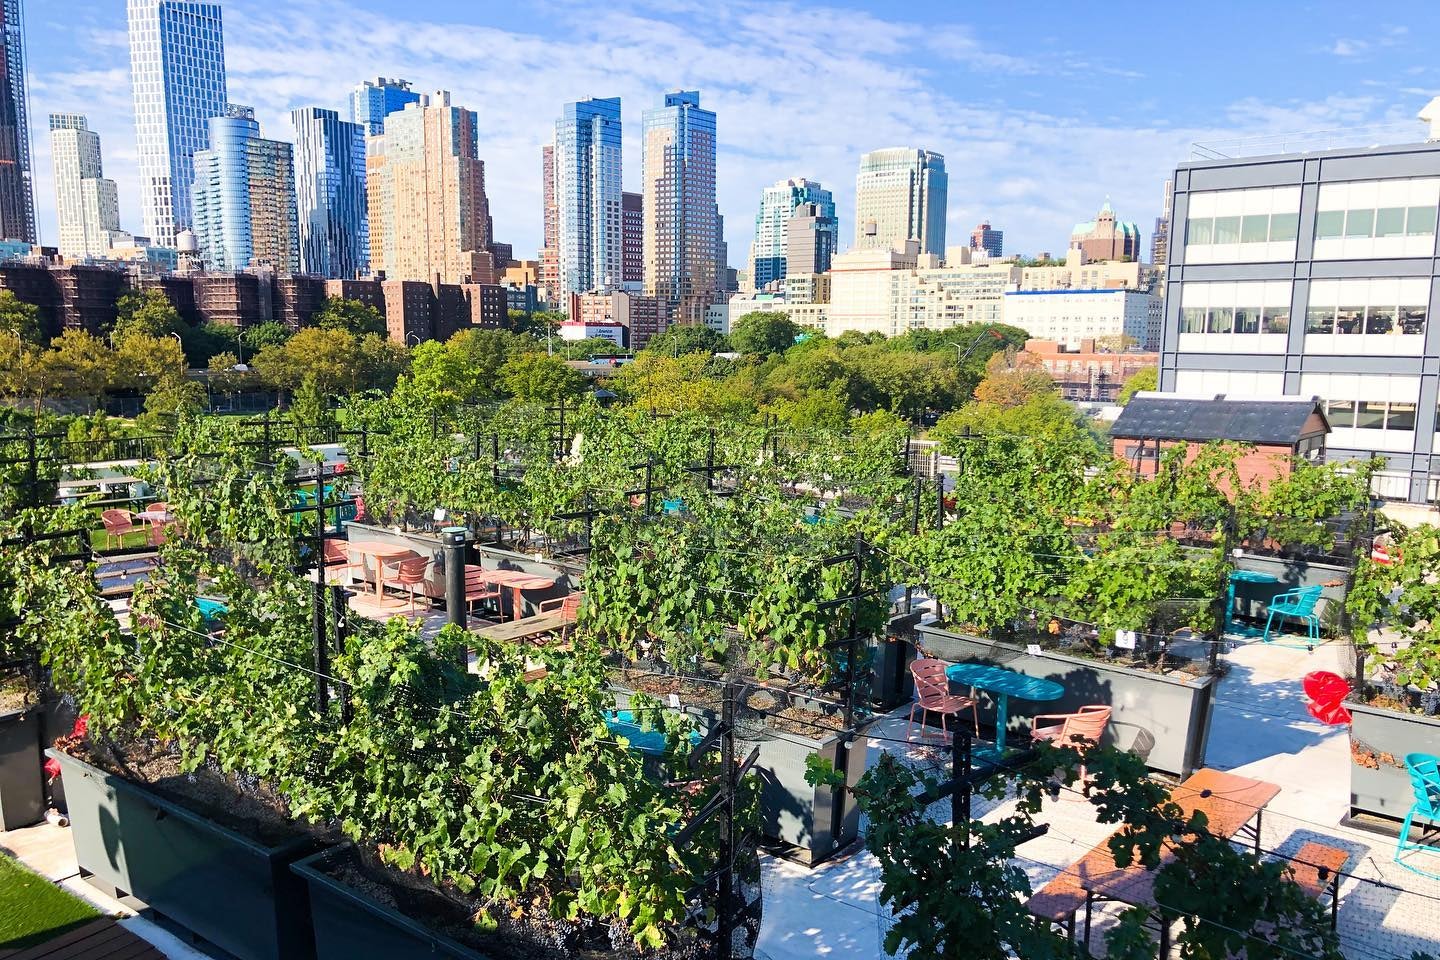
[1021,339,1156,402]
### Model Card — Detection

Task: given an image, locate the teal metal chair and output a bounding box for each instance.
[1396,752,1440,878]
[1262,585,1323,644]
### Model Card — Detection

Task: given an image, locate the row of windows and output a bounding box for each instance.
[1180,306,1290,334]
[1305,304,1426,335]
[1315,206,1437,240]
[1186,212,1298,246]
[1324,399,1417,432]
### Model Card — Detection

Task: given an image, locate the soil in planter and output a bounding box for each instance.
[614,670,850,738]
[325,845,711,960]
[71,738,314,847]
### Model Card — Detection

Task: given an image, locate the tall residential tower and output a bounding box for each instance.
[365,91,497,284]
[49,114,121,260]
[854,147,946,257]
[750,178,834,289]
[292,106,368,279]
[350,77,419,137]
[127,0,228,248]
[191,106,299,272]
[552,97,622,304]
[0,0,34,242]
[642,91,719,324]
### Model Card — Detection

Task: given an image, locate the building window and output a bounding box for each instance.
[1324,398,1417,433]
[1313,178,1440,258]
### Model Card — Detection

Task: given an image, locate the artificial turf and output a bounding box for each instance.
[0,852,100,950]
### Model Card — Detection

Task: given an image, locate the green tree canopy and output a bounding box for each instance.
[499,351,586,402]
[729,311,799,356]
[243,320,293,350]
[312,297,386,337]
[643,324,728,357]
[0,290,42,345]
[113,289,181,342]
[1117,366,1158,404]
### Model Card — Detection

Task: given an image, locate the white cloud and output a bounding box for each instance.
[21,0,1437,269]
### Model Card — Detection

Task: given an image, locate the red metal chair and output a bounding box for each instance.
[907,658,979,742]
[462,565,502,617]
[322,538,365,585]
[1031,705,1112,788]
[1303,671,1352,725]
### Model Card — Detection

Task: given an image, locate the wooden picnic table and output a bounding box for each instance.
[345,540,418,604]
[1032,768,1281,950]
[467,567,557,621]
[470,611,572,644]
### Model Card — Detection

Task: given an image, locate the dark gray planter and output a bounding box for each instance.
[1230,552,1349,625]
[869,613,919,710]
[48,748,320,960]
[293,846,487,960]
[0,706,44,830]
[915,624,1217,779]
[1349,701,1440,822]
[744,724,866,864]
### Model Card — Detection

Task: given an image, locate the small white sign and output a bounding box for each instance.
[433,507,447,522]
[668,694,681,709]
[1026,644,1043,656]
[1114,630,1138,650]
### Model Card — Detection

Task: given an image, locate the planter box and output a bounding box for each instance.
[916,624,1217,779]
[1349,701,1440,822]
[744,724,866,865]
[868,613,919,711]
[48,749,319,960]
[0,706,44,830]
[293,846,486,960]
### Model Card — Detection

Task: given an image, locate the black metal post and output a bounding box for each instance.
[312,481,329,713]
[443,526,468,633]
[953,727,973,850]
[717,680,736,958]
[644,457,654,516]
[706,429,716,491]
[934,472,944,531]
[330,584,352,725]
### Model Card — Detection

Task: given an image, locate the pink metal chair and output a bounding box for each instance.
[147,519,170,546]
[1031,705,1112,783]
[384,556,433,611]
[462,565,502,617]
[907,658,979,742]
[321,538,364,585]
[100,509,136,548]
[539,592,584,637]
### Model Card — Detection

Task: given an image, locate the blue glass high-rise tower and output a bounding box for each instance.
[192,106,298,272]
[350,78,420,137]
[292,106,367,279]
[0,0,35,242]
[127,0,228,248]
[751,178,834,289]
[553,97,621,303]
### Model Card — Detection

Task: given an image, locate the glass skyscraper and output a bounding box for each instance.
[553,97,621,303]
[350,78,419,137]
[0,0,34,242]
[642,91,718,324]
[127,0,227,248]
[854,147,947,257]
[192,106,298,272]
[292,106,367,279]
[751,178,834,289]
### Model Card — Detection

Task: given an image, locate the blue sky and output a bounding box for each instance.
[24,0,1440,267]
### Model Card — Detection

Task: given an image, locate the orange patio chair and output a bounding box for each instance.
[100,509,136,548]
[1031,705,1112,785]
[384,556,433,611]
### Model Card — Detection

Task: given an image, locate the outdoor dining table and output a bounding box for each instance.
[468,568,558,621]
[1225,568,1281,637]
[135,508,174,523]
[345,539,419,604]
[944,662,1065,760]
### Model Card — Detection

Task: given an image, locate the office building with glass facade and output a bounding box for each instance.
[49,114,122,260]
[350,77,419,137]
[784,201,837,278]
[1159,137,1440,502]
[750,178,834,289]
[191,106,299,272]
[553,97,622,304]
[0,0,33,242]
[854,147,946,257]
[642,91,719,324]
[127,0,227,248]
[292,106,367,279]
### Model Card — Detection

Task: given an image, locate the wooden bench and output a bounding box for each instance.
[1285,841,1348,930]
[1,917,166,960]
[470,612,572,644]
[1026,871,1089,943]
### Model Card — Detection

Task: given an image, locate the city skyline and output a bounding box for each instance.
[18,0,1440,269]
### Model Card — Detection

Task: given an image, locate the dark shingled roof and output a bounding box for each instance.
[1110,396,1328,445]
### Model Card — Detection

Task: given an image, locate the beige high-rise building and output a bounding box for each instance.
[365,91,497,284]
[854,148,947,257]
[49,114,122,260]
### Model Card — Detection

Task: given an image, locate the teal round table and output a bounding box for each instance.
[945,662,1065,759]
[1226,569,1281,637]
